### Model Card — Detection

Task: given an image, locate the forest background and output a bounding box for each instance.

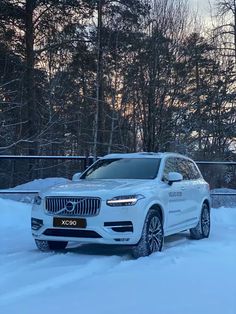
[0,0,235,165]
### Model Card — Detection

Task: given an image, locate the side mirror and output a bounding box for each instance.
[72,172,81,181]
[167,172,183,185]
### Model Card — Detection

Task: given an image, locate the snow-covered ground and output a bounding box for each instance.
[0,198,236,314]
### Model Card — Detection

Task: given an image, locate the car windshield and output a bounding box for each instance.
[80,158,161,180]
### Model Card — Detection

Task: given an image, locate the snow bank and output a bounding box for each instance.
[0,177,70,203]
[0,198,31,229]
[12,177,70,190]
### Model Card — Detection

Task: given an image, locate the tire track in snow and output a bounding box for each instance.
[0,255,125,306]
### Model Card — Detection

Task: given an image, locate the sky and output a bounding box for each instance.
[190,0,216,16]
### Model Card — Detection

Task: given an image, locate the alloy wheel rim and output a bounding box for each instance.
[202,206,210,236]
[148,216,163,252]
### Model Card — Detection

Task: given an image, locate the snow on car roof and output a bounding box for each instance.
[102,152,185,159]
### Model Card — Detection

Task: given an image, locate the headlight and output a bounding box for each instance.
[34,195,42,205]
[106,194,144,207]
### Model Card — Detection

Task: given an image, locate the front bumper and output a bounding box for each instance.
[31,201,145,245]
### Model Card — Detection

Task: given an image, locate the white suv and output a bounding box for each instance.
[31,152,211,258]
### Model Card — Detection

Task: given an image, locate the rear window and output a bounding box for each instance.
[81,158,161,180]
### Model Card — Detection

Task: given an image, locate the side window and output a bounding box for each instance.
[162,158,179,182]
[177,158,191,180]
[162,157,201,182]
[187,161,202,180]
[177,158,201,180]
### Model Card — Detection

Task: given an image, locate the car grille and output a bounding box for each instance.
[45,197,101,216]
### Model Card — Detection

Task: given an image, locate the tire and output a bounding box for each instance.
[132,209,164,258]
[35,239,68,252]
[190,203,210,240]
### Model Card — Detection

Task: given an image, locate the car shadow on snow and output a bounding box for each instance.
[66,243,132,257]
[61,231,191,257]
[164,231,191,249]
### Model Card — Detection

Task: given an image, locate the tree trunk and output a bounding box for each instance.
[93,0,104,158]
[24,0,37,155]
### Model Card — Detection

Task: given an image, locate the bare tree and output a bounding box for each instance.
[213,0,236,64]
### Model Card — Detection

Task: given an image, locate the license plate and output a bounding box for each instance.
[53,217,86,228]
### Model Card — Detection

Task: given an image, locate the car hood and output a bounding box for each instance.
[40,179,154,200]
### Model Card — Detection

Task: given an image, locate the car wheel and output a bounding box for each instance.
[190,203,210,240]
[35,239,68,251]
[132,209,163,258]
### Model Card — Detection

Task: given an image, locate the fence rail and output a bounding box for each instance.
[0,155,235,163]
[210,192,236,195]
[0,155,95,160]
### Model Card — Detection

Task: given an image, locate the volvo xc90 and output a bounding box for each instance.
[31,153,211,258]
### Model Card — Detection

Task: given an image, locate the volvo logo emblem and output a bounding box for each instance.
[65,199,86,212]
[66,201,74,212]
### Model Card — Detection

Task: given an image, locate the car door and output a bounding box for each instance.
[162,157,189,232]
[176,158,200,226]
[185,159,203,221]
